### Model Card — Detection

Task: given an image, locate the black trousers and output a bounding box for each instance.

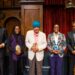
[0,51,4,75]
[0,55,3,75]
[69,55,75,75]
[9,55,23,75]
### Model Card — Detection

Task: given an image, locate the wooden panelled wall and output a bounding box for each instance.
[0,0,43,36]
[0,10,21,36]
[0,0,21,36]
[0,0,20,8]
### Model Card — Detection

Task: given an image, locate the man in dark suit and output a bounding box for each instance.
[0,27,7,75]
[67,21,75,75]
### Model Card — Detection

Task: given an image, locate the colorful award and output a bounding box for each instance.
[53,44,59,50]
[15,45,21,55]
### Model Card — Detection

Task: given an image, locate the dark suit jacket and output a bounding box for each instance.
[0,28,7,51]
[67,31,75,54]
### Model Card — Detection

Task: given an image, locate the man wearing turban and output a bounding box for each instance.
[25,20,47,75]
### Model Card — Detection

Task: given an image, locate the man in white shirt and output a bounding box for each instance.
[25,20,47,75]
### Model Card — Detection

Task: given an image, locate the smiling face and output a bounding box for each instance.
[34,27,39,34]
[14,25,21,34]
[53,24,59,33]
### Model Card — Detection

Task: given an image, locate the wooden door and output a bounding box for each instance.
[21,5,43,35]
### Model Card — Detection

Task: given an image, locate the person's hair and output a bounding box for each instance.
[53,24,59,28]
[52,24,60,32]
[72,21,75,25]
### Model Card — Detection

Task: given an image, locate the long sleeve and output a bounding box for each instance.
[20,35,25,54]
[47,34,53,51]
[38,33,47,51]
[3,28,8,45]
[25,31,33,50]
[7,36,15,53]
[67,33,73,51]
[60,34,66,53]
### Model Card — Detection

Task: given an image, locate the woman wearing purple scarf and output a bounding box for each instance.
[8,25,25,75]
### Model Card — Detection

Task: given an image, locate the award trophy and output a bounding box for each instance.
[53,44,59,50]
[15,45,21,55]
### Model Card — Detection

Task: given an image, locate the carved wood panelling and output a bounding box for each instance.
[0,0,20,8]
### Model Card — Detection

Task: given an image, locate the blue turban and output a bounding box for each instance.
[32,21,40,28]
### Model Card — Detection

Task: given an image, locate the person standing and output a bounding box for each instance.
[0,26,7,75]
[67,21,75,75]
[8,25,25,75]
[47,24,66,75]
[25,20,47,75]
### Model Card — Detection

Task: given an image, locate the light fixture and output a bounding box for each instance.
[65,0,75,8]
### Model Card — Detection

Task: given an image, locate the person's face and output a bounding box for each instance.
[14,26,20,34]
[53,24,59,33]
[72,23,75,31]
[34,27,39,34]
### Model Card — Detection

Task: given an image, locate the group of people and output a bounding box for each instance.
[0,25,25,75]
[0,20,75,75]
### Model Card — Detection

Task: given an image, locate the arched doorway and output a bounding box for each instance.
[4,17,21,36]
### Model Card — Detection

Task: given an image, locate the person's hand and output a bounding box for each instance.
[31,43,39,53]
[15,47,21,55]
[72,50,75,55]
[0,43,5,48]
[51,50,61,54]
[31,44,36,52]
[35,45,39,52]
[32,47,36,53]
[51,50,56,54]
[15,49,21,55]
[54,50,61,54]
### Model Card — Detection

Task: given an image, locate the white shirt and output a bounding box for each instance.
[53,32,59,44]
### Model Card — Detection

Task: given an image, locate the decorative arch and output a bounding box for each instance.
[4,17,21,36]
